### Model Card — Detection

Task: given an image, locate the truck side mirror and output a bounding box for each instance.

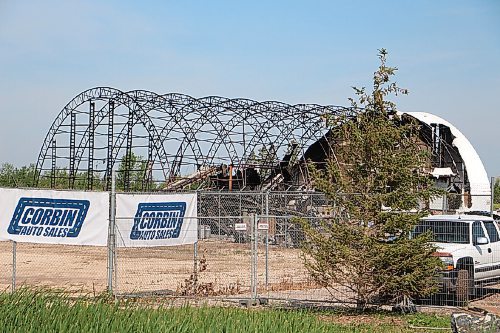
[474,236,489,245]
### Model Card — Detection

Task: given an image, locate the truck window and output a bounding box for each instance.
[413,220,469,244]
[483,221,500,243]
[472,221,486,244]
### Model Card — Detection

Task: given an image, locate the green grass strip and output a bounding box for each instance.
[0,290,450,333]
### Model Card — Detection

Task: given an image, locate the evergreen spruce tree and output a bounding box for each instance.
[300,49,443,309]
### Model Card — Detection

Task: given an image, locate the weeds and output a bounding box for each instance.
[0,289,451,333]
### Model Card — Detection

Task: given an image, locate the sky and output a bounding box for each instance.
[0,0,499,175]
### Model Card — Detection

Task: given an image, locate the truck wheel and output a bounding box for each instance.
[456,269,474,304]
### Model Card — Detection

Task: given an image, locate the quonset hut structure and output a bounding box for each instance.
[34,87,491,212]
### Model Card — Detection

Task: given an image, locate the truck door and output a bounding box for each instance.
[471,221,492,281]
[482,220,500,279]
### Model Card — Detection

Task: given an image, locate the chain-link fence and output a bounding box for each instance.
[3,191,499,308]
[114,243,195,296]
[10,242,107,295]
[112,215,254,299]
[0,241,12,292]
[1,240,107,295]
[431,193,493,216]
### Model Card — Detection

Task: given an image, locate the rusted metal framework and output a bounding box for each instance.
[34,87,359,191]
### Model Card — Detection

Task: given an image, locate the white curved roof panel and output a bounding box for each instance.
[402,112,491,211]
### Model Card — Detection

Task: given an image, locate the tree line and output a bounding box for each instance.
[0,152,156,191]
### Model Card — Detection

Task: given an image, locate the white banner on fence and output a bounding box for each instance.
[0,188,109,246]
[115,193,197,247]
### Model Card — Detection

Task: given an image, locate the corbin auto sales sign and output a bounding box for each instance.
[0,188,109,246]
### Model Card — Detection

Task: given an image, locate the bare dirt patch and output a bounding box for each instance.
[470,292,500,315]
[0,239,315,299]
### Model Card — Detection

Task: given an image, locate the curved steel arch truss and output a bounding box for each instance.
[35,87,359,191]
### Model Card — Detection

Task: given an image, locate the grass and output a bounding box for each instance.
[0,289,451,332]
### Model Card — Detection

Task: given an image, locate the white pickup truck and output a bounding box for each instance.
[413,214,500,300]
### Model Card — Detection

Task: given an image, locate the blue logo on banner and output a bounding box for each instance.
[130,202,186,240]
[7,198,90,238]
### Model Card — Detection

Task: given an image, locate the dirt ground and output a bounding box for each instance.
[3,239,500,310]
[0,239,316,298]
[470,292,500,315]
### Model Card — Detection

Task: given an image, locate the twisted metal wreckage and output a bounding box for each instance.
[34,87,491,213]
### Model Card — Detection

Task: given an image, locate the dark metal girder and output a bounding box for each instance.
[34,87,361,190]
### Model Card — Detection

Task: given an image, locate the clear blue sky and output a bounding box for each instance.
[1,0,499,175]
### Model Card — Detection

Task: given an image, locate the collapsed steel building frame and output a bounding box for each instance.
[34,87,359,191]
[35,86,478,204]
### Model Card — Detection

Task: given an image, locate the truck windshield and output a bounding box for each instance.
[412,220,470,244]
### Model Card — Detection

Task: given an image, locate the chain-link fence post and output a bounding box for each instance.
[12,241,16,292]
[218,193,221,237]
[239,194,242,217]
[193,221,198,291]
[265,192,269,288]
[491,176,495,217]
[114,240,118,294]
[250,213,257,301]
[284,216,288,247]
[107,170,116,294]
[250,212,254,301]
[441,194,447,214]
